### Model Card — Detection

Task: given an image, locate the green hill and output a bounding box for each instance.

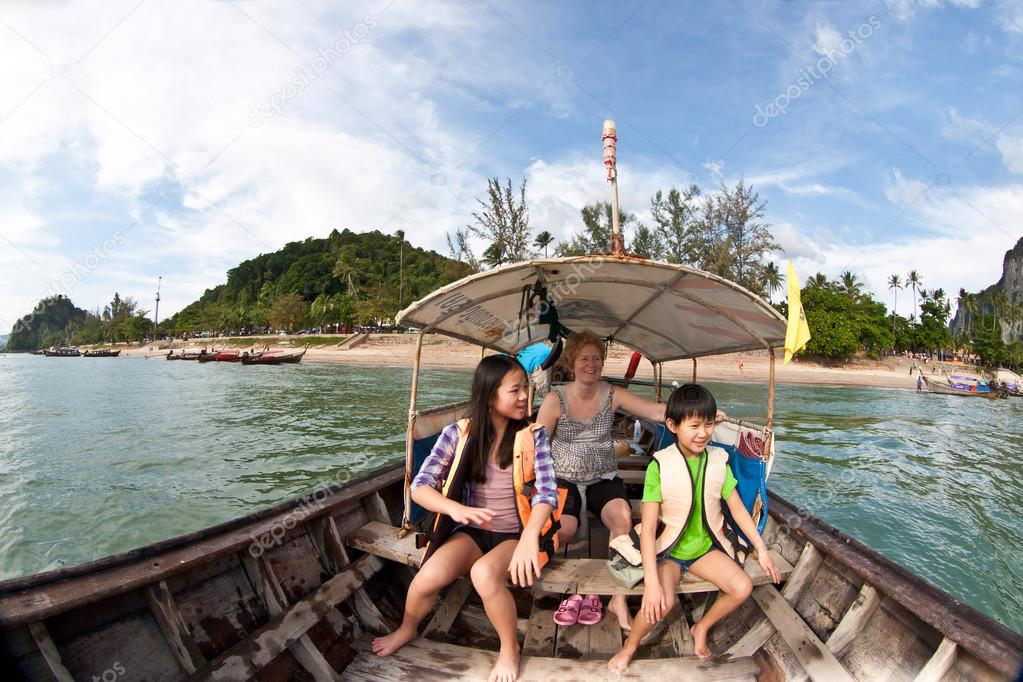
[5,296,90,351]
[167,229,472,334]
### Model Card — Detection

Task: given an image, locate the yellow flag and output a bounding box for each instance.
[784,262,811,364]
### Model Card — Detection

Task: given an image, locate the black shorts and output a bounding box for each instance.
[453,526,520,554]
[558,476,629,521]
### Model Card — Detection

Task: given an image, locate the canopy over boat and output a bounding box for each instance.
[396,255,786,363]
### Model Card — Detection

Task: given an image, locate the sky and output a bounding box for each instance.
[1,0,1022,330]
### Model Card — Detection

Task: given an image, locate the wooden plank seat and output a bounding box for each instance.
[532,549,793,595]
[347,521,423,566]
[344,635,761,681]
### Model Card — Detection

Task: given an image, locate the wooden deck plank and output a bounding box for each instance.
[346,635,761,681]
[522,595,560,657]
[533,549,792,595]
[27,621,75,682]
[240,553,340,682]
[187,554,381,681]
[311,516,391,634]
[912,637,957,682]
[781,543,823,604]
[423,578,473,640]
[587,612,624,656]
[144,580,207,674]
[346,521,422,567]
[825,583,881,657]
[750,584,855,682]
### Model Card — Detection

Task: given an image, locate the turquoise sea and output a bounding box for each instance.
[0,353,1020,633]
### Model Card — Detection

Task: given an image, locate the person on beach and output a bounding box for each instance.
[373,354,559,682]
[607,384,780,671]
[536,330,720,631]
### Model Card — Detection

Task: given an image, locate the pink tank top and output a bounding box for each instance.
[470,459,520,533]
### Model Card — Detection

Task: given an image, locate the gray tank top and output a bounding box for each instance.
[550,383,617,481]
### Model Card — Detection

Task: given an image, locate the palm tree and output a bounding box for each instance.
[907,270,922,321]
[762,262,783,300]
[808,272,829,289]
[839,270,863,300]
[482,242,505,268]
[888,274,903,349]
[533,231,555,258]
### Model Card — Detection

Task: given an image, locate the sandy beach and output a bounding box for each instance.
[114,334,972,391]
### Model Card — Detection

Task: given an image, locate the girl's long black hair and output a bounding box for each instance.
[463,354,528,484]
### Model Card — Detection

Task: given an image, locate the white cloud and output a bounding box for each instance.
[0,0,569,322]
[995,134,1023,173]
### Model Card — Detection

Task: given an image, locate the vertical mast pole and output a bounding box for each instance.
[401,329,426,534]
[602,119,625,256]
[154,276,162,338]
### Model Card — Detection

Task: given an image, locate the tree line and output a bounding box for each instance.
[447,177,785,298]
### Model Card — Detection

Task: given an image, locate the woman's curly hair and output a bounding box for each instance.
[559,329,606,369]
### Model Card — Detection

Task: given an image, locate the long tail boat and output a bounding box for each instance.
[83,350,121,358]
[42,347,80,357]
[1,122,1019,681]
[922,375,1006,399]
[240,348,307,365]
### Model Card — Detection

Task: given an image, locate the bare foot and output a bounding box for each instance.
[691,621,712,660]
[372,625,417,657]
[607,645,636,674]
[607,594,633,631]
[488,646,520,682]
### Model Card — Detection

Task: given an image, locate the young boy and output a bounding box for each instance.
[608,384,780,672]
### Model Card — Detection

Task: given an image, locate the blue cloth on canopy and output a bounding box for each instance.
[516,342,553,373]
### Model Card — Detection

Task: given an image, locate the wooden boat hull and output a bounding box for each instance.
[83,350,121,357]
[922,376,1004,398]
[41,350,80,357]
[1,456,1019,681]
[240,349,306,365]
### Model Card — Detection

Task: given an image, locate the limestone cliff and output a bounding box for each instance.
[950,236,1023,342]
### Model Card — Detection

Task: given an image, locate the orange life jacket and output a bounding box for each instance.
[420,419,568,568]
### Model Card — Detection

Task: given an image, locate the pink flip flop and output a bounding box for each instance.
[553,594,583,625]
[577,594,603,625]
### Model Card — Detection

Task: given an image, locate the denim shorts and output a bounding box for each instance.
[666,549,711,573]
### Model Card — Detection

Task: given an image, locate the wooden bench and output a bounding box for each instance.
[346,522,792,596]
[344,635,761,681]
[533,549,792,595]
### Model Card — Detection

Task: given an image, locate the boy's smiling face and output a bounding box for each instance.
[666,415,716,457]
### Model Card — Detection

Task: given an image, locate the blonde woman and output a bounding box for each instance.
[536,330,667,631]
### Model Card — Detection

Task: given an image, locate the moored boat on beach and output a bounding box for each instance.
[240,348,307,365]
[994,369,1022,397]
[82,349,121,358]
[922,375,1006,399]
[42,347,80,357]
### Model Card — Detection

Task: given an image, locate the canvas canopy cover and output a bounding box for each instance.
[396,256,787,363]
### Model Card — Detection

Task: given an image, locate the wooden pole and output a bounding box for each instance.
[769,349,773,435]
[655,362,663,402]
[401,329,426,532]
[692,357,698,383]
